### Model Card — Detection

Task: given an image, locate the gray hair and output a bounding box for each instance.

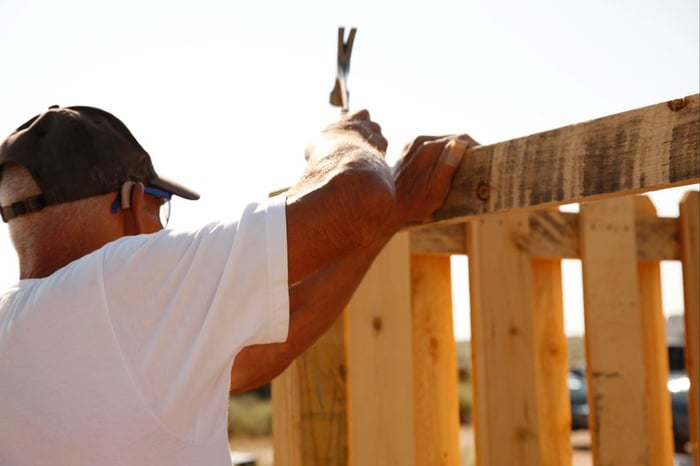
[0,162,42,205]
[0,163,106,260]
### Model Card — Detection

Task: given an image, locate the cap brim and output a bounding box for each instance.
[150,176,200,200]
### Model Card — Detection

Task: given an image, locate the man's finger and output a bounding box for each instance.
[342,119,381,135]
[454,134,480,147]
[438,139,468,168]
[426,139,468,203]
[343,109,370,121]
[401,135,457,159]
[367,132,388,154]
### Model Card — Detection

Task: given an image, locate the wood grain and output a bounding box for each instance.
[580,197,650,465]
[411,206,681,260]
[531,256,572,466]
[411,254,461,466]
[467,213,542,466]
[345,233,416,466]
[679,191,700,465]
[635,197,674,465]
[434,95,699,222]
[271,316,349,466]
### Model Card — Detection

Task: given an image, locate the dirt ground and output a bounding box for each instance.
[570,429,593,466]
[230,435,274,466]
[231,426,692,465]
[458,427,593,466]
[230,425,595,466]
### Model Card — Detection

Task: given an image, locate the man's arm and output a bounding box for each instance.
[230,111,472,392]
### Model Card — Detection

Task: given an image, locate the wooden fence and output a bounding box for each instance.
[270,95,700,466]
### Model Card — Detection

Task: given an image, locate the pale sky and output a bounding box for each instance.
[1,0,698,339]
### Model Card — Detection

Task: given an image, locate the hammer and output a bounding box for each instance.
[329,27,357,112]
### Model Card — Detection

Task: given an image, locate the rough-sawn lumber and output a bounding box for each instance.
[410,210,682,260]
[433,94,699,222]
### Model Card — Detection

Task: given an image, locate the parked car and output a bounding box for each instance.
[568,368,589,430]
[668,344,691,452]
[568,344,690,452]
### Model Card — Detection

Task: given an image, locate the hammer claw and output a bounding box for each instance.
[329,27,357,111]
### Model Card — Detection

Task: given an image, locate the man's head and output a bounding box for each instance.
[0,106,199,278]
[0,105,199,222]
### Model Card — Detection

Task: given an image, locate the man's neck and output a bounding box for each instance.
[18,230,123,279]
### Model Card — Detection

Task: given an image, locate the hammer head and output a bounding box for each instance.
[329,79,345,108]
[329,27,356,111]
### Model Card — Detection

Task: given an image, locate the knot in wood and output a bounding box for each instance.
[372,316,383,333]
[667,97,689,112]
[476,181,490,201]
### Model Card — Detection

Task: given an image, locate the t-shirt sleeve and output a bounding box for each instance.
[100,194,289,439]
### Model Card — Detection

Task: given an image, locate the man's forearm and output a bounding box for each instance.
[285,146,396,285]
[228,114,470,393]
[230,117,394,392]
[230,232,391,393]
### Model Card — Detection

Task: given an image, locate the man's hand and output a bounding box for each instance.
[390,134,477,227]
[304,110,388,163]
[230,112,478,393]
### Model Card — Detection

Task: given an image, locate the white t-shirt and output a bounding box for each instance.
[0,195,289,466]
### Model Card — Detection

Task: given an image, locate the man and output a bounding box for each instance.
[0,105,471,465]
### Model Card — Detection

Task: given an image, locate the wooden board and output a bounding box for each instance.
[466,212,542,466]
[410,254,461,465]
[345,233,415,466]
[272,315,349,466]
[272,359,303,466]
[679,191,700,465]
[531,256,572,466]
[580,197,651,465]
[434,94,700,223]
[411,207,681,260]
[635,197,675,465]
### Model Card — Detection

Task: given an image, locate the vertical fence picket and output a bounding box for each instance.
[679,191,700,465]
[410,254,461,466]
[580,197,651,465]
[531,256,572,466]
[346,233,416,466]
[635,196,675,464]
[272,356,304,466]
[271,314,349,466]
[466,213,542,466]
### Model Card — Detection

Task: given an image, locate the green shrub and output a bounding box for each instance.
[457,380,473,424]
[456,341,471,382]
[228,393,272,436]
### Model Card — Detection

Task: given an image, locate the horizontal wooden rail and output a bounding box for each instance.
[432,94,700,223]
[410,209,683,260]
